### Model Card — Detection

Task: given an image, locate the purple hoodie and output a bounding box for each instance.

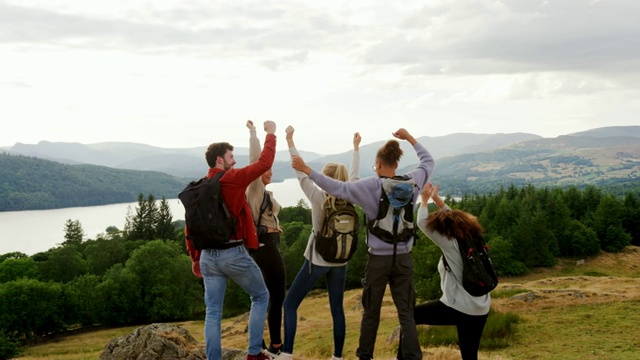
[308,142,434,256]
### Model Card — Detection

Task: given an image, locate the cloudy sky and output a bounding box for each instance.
[1,0,639,154]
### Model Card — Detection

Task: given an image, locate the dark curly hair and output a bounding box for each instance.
[426,209,484,241]
[376,140,403,166]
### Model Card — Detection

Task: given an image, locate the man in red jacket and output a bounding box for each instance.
[186,120,277,360]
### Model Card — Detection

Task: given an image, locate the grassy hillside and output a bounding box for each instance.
[429,136,640,196]
[17,246,640,360]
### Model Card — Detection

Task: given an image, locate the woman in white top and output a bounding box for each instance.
[397,183,491,360]
[275,126,360,360]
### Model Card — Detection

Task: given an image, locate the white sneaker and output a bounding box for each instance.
[331,356,343,360]
[274,352,293,360]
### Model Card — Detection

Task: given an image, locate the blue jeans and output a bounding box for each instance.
[200,245,270,360]
[282,259,347,357]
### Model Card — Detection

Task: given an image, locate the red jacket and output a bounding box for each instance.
[186,133,276,262]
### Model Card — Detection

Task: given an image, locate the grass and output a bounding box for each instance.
[15,246,640,360]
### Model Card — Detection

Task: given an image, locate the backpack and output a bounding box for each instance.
[178,171,236,250]
[442,235,499,296]
[367,175,417,245]
[255,190,273,237]
[314,195,359,263]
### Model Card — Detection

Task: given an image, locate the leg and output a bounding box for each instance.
[388,254,421,360]
[282,259,327,354]
[253,234,286,346]
[199,249,229,360]
[456,313,488,360]
[226,246,270,356]
[325,265,348,358]
[356,254,390,360]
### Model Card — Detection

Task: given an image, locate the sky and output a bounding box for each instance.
[1,0,639,154]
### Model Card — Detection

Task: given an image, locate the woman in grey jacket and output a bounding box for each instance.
[274,126,360,360]
[291,128,434,360]
[397,183,490,360]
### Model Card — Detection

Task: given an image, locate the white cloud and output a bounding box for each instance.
[1,0,639,153]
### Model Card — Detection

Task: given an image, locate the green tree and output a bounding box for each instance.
[486,236,528,276]
[622,192,640,246]
[0,252,28,263]
[557,220,600,257]
[62,219,84,246]
[0,278,69,340]
[278,200,312,224]
[511,203,556,267]
[83,238,128,276]
[124,240,202,322]
[37,245,88,283]
[67,274,103,326]
[603,225,632,253]
[592,194,627,251]
[0,258,38,283]
[98,264,141,325]
[124,194,157,240]
[156,198,176,240]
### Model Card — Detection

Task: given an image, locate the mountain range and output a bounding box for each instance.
[2,125,639,210]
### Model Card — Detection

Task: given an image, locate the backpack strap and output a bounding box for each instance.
[255,190,274,240]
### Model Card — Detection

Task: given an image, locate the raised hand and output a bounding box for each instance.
[353,132,361,150]
[264,120,276,134]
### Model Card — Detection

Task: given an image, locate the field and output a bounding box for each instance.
[16,246,640,360]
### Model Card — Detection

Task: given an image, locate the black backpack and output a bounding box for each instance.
[443,235,499,296]
[314,196,359,263]
[178,171,236,250]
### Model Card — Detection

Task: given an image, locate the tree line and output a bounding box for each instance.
[0,184,638,358]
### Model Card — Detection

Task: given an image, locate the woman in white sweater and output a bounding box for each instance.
[397,183,490,360]
[275,125,360,360]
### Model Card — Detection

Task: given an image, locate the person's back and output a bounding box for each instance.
[245,120,286,357]
[397,183,490,360]
[276,126,361,360]
[291,128,435,360]
[186,120,277,360]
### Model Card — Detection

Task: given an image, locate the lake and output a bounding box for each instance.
[0,178,309,256]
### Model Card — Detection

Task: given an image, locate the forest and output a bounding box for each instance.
[0,184,639,358]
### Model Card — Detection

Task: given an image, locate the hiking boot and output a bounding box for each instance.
[247,352,273,360]
[263,345,282,358]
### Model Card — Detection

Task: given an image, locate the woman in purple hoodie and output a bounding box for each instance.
[291,128,435,360]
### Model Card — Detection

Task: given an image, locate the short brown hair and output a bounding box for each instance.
[205,142,233,168]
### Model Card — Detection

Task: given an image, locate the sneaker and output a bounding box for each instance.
[247,352,273,360]
[331,356,343,360]
[264,345,282,358]
[273,352,293,360]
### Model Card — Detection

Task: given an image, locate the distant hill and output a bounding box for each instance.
[2,126,639,211]
[426,130,640,196]
[0,152,186,211]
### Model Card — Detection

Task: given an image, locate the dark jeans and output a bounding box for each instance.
[356,253,421,360]
[252,232,286,346]
[398,300,488,360]
[282,259,347,357]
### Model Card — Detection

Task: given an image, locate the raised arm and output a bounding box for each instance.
[350,132,361,181]
[247,120,260,164]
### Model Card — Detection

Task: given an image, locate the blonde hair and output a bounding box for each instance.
[322,162,349,182]
[321,162,349,207]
